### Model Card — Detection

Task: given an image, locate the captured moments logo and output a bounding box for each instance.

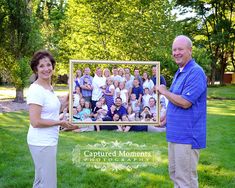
[72,140,161,171]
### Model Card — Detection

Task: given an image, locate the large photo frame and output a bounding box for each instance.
[68,60,161,127]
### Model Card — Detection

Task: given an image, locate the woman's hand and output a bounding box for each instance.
[59,120,74,128]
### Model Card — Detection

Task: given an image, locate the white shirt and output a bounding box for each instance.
[130,99,140,113]
[111,75,123,82]
[142,94,151,107]
[119,88,128,103]
[143,79,154,91]
[113,87,120,101]
[27,84,61,146]
[92,75,106,101]
[73,93,81,107]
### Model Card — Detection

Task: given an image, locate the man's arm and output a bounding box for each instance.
[157,85,192,109]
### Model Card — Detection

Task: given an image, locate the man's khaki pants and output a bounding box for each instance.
[168,142,200,188]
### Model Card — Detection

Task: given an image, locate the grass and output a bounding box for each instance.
[1,84,235,100]
[207,84,235,99]
[0,85,69,100]
[0,100,235,187]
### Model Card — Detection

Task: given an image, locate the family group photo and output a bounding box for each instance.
[0,0,234,188]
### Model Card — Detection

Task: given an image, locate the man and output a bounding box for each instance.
[124,68,135,81]
[80,67,93,102]
[91,67,106,109]
[111,66,122,82]
[151,65,167,86]
[157,35,207,188]
[124,72,133,95]
[133,68,143,86]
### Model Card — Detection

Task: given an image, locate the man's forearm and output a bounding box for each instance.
[163,90,192,109]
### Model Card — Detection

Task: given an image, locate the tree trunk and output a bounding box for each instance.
[14,88,25,103]
[210,59,216,85]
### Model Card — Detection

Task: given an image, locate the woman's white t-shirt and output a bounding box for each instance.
[143,79,154,91]
[27,83,61,146]
[119,88,128,104]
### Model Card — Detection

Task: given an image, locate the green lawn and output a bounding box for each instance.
[0,100,235,188]
[1,84,235,100]
[0,85,69,100]
[207,84,235,99]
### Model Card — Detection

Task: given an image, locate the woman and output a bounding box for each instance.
[73,69,82,91]
[27,50,73,188]
[103,68,111,79]
[103,77,115,109]
[142,71,154,94]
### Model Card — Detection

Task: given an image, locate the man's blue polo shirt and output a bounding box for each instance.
[166,59,207,149]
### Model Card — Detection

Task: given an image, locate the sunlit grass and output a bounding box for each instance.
[1,99,235,187]
[207,84,235,99]
[1,84,235,100]
[0,85,69,99]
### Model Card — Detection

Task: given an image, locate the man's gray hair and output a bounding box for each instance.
[174,35,193,48]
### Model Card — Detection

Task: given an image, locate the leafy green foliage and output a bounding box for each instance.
[56,0,180,77]
[175,0,235,84]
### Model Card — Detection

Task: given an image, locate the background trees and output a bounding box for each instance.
[0,0,43,102]
[175,0,235,85]
[0,0,234,102]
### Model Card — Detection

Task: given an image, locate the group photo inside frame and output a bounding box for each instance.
[69,60,161,127]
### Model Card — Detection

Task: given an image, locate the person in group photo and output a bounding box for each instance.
[73,86,82,107]
[151,65,167,86]
[142,71,155,94]
[80,67,93,102]
[27,50,74,188]
[103,68,111,79]
[103,77,115,109]
[131,78,143,106]
[91,67,106,109]
[111,66,123,82]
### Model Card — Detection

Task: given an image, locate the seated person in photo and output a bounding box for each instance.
[126,105,135,121]
[97,113,122,132]
[121,115,131,132]
[129,93,141,119]
[90,101,103,121]
[119,82,128,108]
[61,107,79,131]
[81,101,92,121]
[147,97,167,132]
[113,97,127,118]
[99,97,108,116]
[140,106,151,120]
[73,104,83,120]
[142,87,152,108]
[149,97,157,118]
[143,114,152,122]
[79,97,86,108]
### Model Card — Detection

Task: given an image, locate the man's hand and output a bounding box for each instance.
[160,113,166,127]
[156,84,167,95]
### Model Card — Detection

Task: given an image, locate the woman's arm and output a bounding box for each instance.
[29,104,73,128]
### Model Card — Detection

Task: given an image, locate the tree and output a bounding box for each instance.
[56,0,181,82]
[175,0,235,85]
[0,0,43,102]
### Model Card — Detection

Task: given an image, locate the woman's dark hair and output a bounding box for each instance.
[30,50,56,74]
[145,114,152,119]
